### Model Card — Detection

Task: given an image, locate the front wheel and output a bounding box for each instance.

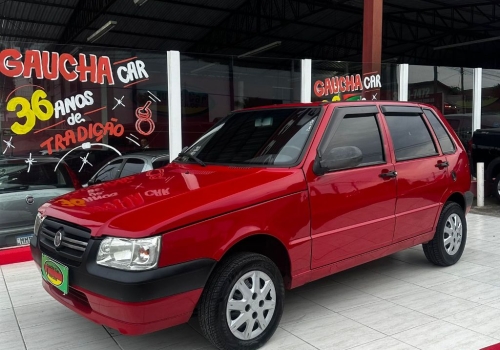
[199,253,284,350]
[423,202,467,266]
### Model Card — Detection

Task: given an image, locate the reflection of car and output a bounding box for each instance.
[0,156,80,249]
[86,150,169,186]
[45,149,120,184]
[31,102,472,350]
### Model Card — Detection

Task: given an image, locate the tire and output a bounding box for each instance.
[199,253,284,350]
[493,175,500,202]
[422,202,467,266]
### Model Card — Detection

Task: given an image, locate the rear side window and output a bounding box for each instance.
[424,110,456,154]
[385,114,438,161]
[120,158,145,178]
[326,114,385,167]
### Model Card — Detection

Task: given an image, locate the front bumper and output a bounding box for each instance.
[31,235,216,334]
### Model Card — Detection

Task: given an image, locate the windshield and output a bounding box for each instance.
[0,161,72,193]
[177,107,320,166]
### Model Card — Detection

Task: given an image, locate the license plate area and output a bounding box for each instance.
[16,234,33,246]
[41,254,69,295]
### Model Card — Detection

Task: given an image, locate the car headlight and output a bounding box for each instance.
[96,236,161,271]
[34,213,45,236]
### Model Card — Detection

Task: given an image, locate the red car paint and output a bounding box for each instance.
[31,101,471,335]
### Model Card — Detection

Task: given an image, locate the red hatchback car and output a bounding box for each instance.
[31,101,472,350]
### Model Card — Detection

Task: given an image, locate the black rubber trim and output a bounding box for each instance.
[31,237,216,303]
[380,105,423,114]
[464,191,474,210]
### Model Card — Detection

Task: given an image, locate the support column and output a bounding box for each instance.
[362,0,383,100]
[473,68,482,132]
[397,64,409,101]
[167,50,182,159]
[301,59,312,103]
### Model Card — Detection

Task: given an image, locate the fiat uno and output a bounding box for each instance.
[31,101,472,350]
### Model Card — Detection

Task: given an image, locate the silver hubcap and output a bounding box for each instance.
[226,270,276,341]
[444,213,462,255]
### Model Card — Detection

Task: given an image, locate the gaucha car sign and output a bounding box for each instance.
[31,101,472,350]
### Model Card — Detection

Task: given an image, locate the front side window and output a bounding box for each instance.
[93,159,123,183]
[120,158,145,178]
[178,108,320,166]
[385,114,438,161]
[325,114,385,168]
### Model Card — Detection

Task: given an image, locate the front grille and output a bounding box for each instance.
[39,217,91,266]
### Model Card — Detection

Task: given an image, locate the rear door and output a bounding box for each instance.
[308,105,397,268]
[380,105,450,242]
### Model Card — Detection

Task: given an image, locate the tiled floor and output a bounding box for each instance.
[2,213,500,350]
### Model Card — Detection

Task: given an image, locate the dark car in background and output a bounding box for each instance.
[0,156,80,249]
[444,113,500,150]
[86,149,169,186]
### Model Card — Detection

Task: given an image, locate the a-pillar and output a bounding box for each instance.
[362,0,383,101]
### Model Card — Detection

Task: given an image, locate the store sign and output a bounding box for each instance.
[313,72,382,101]
[0,48,161,173]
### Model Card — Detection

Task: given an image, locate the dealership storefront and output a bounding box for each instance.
[1,37,500,254]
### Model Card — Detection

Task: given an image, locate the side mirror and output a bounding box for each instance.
[313,146,363,175]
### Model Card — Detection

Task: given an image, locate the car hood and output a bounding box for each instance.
[42,163,306,238]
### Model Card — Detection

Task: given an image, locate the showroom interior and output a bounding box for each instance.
[2,0,500,350]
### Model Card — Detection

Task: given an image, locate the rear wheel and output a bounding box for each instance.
[199,253,284,350]
[493,175,500,202]
[423,202,467,266]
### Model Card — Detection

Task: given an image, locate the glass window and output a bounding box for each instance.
[326,114,385,167]
[152,159,169,169]
[93,159,123,183]
[180,107,320,166]
[120,158,145,178]
[424,110,456,154]
[0,161,71,192]
[385,114,438,161]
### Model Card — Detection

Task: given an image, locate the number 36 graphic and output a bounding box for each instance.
[7,89,54,135]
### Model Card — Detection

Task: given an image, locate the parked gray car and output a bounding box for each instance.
[0,156,80,249]
[86,149,170,186]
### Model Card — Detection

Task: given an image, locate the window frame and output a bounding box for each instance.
[317,105,387,173]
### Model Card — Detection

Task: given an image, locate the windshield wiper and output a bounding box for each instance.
[178,152,206,167]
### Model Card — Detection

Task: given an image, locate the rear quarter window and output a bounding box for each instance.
[424,110,456,154]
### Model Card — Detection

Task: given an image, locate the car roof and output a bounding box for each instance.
[236,100,432,112]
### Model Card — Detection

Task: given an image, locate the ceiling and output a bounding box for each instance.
[1,0,500,68]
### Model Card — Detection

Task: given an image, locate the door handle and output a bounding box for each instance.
[435,161,449,169]
[379,170,397,179]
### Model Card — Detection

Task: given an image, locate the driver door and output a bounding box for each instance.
[307,106,397,268]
